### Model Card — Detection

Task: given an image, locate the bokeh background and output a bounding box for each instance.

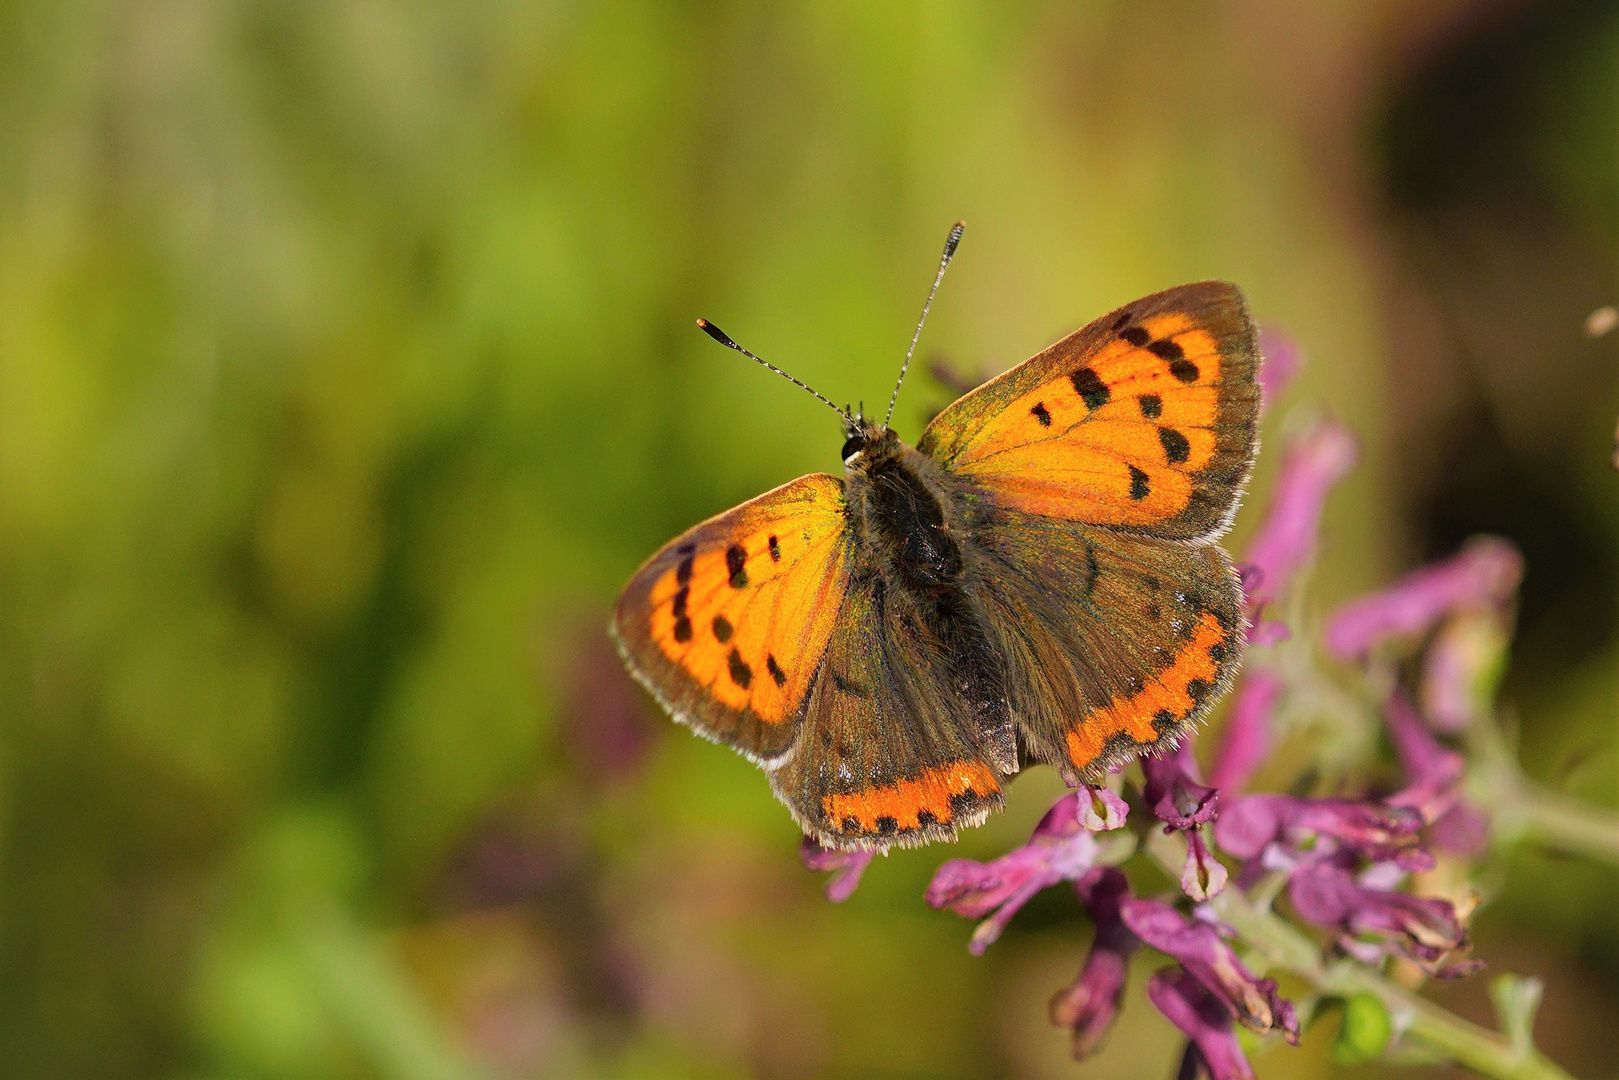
[0,2,1614,1078]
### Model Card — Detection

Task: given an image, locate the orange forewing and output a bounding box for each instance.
[613,473,850,761]
[919,283,1258,540]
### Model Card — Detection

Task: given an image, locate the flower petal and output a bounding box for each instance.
[800,838,874,903]
[1147,968,1255,1080]
[1324,537,1523,662]
[1049,868,1138,1059]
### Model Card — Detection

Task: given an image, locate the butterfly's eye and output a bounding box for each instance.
[841,434,866,462]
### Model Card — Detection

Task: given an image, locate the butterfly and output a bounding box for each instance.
[613,223,1259,851]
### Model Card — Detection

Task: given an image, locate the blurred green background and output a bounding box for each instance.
[0,2,1614,1078]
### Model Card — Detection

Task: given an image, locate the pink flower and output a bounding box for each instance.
[1048,868,1138,1059]
[1257,327,1302,410]
[1207,670,1283,793]
[800,839,875,903]
[1147,969,1256,1080]
[925,792,1103,955]
[1142,745,1219,831]
[1241,419,1358,612]
[1121,898,1299,1042]
[1381,691,1488,857]
[1142,745,1226,899]
[1287,856,1476,974]
[1214,793,1429,871]
[1324,537,1523,661]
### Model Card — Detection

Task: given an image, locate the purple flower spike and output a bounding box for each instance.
[800,838,875,903]
[926,793,1101,954]
[1242,419,1358,611]
[1324,537,1523,662]
[1287,858,1470,970]
[1148,968,1256,1080]
[1076,782,1130,831]
[1208,671,1284,793]
[1215,793,1428,869]
[1049,868,1139,1058]
[1142,745,1220,832]
[1257,326,1302,410]
[1122,899,1299,1042]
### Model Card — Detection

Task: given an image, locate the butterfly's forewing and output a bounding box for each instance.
[612,473,850,763]
[771,572,1004,849]
[920,282,1259,781]
[966,511,1243,781]
[919,282,1259,541]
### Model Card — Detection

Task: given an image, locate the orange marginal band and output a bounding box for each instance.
[1065,613,1228,771]
[823,761,1000,832]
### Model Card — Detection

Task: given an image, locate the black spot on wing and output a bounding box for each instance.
[1120,326,1150,347]
[1187,679,1210,703]
[1147,338,1184,361]
[727,650,752,689]
[1070,367,1110,410]
[1159,427,1190,464]
[711,614,733,642]
[1169,357,1200,383]
[726,543,749,588]
[1111,309,1135,331]
[1152,709,1177,734]
[1139,394,1162,419]
[673,617,692,643]
[1128,465,1151,501]
[766,654,787,687]
[1030,402,1052,427]
[1209,643,1227,664]
[768,534,781,561]
[676,548,696,585]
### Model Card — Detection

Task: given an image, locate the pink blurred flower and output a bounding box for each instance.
[1382,691,1488,857]
[1257,327,1302,410]
[1241,418,1358,612]
[1207,670,1283,793]
[1324,537,1523,661]
[800,839,875,903]
[925,792,1103,955]
[1421,609,1511,733]
[1049,868,1138,1059]
[1287,856,1475,974]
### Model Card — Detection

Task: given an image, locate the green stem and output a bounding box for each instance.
[1506,780,1619,864]
[1466,710,1619,865]
[1144,834,1576,1080]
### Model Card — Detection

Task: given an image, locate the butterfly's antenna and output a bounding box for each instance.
[696,319,852,423]
[883,220,965,431]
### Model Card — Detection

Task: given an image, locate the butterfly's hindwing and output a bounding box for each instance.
[770,567,1005,850]
[958,506,1245,782]
[611,473,850,763]
[919,282,1260,541]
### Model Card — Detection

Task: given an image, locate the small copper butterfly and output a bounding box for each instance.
[613,224,1259,850]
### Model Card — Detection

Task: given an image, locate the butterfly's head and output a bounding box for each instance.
[840,414,895,468]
